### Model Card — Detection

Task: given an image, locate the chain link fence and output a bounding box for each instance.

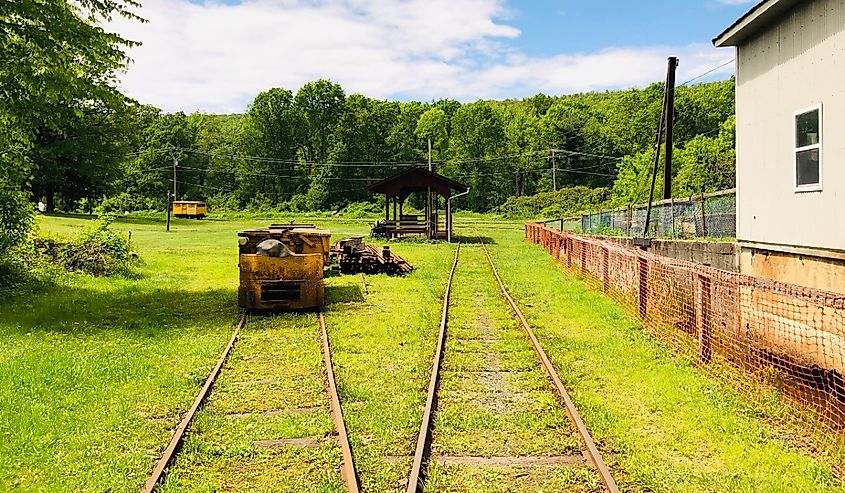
[546,189,736,239]
[526,223,845,478]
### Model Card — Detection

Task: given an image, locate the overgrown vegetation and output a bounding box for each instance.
[496,186,610,219]
[35,217,134,277]
[0,0,142,260]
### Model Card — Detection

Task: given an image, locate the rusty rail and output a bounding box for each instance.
[406,244,461,493]
[319,311,361,492]
[142,312,248,493]
[143,311,360,492]
[480,242,620,493]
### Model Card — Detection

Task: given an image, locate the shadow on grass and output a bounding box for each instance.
[0,282,239,337]
[42,212,235,227]
[455,235,497,245]
[326,283,365,304]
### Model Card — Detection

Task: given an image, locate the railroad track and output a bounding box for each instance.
[406,242,619,492]
[142,242,614,492]
[142,311,359,492]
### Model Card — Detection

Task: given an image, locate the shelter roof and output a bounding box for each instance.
[367,166,469,198]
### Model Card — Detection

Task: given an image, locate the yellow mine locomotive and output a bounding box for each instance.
[172,200,208,219]
[237,224,331,311]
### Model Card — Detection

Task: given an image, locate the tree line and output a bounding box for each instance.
[79,77,735,216]
[2,0,736,262]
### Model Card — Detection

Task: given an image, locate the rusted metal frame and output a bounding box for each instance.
[142,313,248,493]
[480,243,620,493]
[406,244,461,493]
[318,312,361,493]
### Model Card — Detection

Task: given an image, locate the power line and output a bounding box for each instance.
[677,59,736,88]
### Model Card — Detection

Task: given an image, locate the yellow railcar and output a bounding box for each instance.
[237,225,332,311]
[172,200,208,219]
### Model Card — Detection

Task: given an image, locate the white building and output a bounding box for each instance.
[715,0,845,293]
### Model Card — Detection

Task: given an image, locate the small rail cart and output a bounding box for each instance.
[172,200,208,219]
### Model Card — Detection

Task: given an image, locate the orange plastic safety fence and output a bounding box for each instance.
[526,222,845,476]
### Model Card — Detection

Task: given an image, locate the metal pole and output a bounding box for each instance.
[552,150,557,192]
[643,58,672,238]
[427,138,432,238]
[172,156,178,199]
[663,57,678,200]
[166,191,172,232]
[446,189,470,243]
[428,138,432,172]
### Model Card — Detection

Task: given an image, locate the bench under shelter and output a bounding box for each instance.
[367,166,469,241]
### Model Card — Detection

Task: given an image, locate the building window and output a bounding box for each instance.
[795,105,822,191]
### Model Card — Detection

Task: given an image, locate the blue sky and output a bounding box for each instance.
[112,0,755,113]
[510,1,751,55]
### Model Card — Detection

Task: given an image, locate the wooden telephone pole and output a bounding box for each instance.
[427,138,433,238]
[167,155,178,232]
[643,56,679,239]
[663,57,678,200]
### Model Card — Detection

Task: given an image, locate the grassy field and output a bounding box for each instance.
[424,245,597,492]
[0,213,841,492]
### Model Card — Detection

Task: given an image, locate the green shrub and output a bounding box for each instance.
[341,201,382,218]
[32,216,134,278]
[0,188,34,257]
[497,186,610,219]
[96,192,162,214]
[205,192,240,212]
[0,241,59,293]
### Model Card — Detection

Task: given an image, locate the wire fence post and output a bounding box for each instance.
[670,198,676,238]
[580,242,587,277]
[637,256,648,320]
[700,189,708,238]
[602,247,610,293]
[697,273,713,364]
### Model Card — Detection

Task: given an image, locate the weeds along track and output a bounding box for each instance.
[406,243,619,493]
[142,312,359,492]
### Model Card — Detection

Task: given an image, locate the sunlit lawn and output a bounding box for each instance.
[0,213,840,492]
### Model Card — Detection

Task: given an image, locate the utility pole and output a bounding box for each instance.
[663,56,679,200]
[427,138,432,172]
[427,138,432,238]
[166,191,172,232]
[643,56,675,240]
[172,156,178,199]
[551,150,557,192]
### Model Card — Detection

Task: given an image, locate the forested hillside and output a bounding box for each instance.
[34,79,736,216]
[1,0,736,274]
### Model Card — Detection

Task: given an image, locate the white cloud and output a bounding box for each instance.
[112,0,735,113]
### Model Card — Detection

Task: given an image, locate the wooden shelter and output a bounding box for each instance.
[368,166,469,241]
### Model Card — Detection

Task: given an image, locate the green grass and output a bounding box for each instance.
[159,315,344,492]
[476,225,844,493]
[0,213,841,492]
[324,239,454,492]
[0,214,372,492]
[424,246,595,492]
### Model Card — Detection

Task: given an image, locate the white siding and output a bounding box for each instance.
[736,0,845,251]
